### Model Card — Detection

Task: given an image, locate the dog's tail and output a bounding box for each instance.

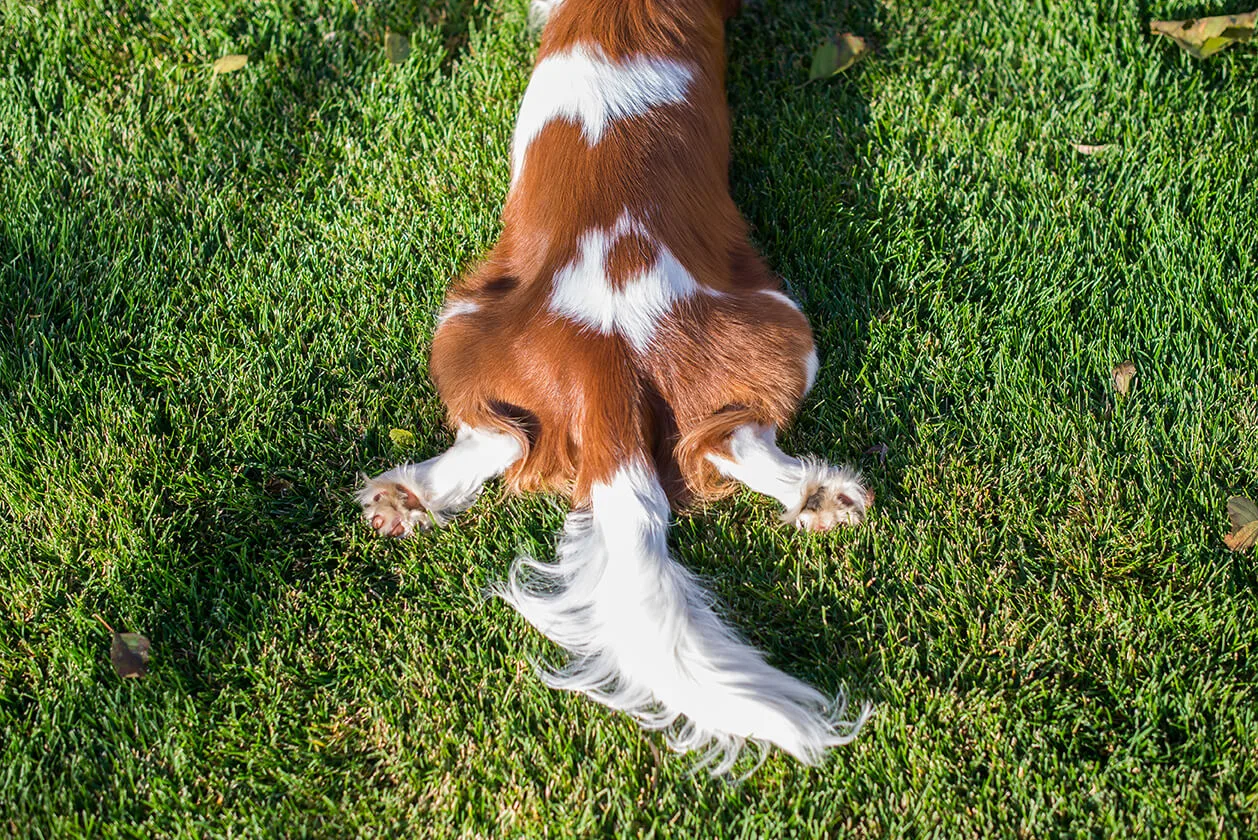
[497,419,870,771]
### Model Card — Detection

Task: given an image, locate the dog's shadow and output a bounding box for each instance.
[655,0,897,704]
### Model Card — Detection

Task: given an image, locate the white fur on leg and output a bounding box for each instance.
[707,424,806,508]
[804,347,820,395]
[497,460,870,773]
[707,424,869,530]
[358,425,523,537]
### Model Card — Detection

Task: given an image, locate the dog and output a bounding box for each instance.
[359,0,872,773]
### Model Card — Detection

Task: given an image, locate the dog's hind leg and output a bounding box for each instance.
[358,425,523,537]
[705,423,869,531]
[648,285,870,529]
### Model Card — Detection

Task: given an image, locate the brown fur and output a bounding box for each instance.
[603,231,659,290]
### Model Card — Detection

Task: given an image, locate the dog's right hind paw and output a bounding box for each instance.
[357,477,435,538]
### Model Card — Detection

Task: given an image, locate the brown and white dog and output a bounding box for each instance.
[359,0,871,772]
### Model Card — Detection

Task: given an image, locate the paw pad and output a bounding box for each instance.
[358,481,433,538]
[786,467,869,532]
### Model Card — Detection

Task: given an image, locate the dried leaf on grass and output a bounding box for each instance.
[385,32,411,65]
[264,476,294,496]
[95,615,151,679]
[863,442,888,466]
[1224,496,1258,552]
[212,54,248,75]
[1071,143,1113,156]
[389,428,416,447]
[1150,11,1257,59]
[809,33,869,80]
[1112,361,1137,397]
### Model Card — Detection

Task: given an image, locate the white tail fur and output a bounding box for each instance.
[497,460,870,773]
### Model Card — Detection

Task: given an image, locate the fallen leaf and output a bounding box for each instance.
[111,632,151,678]
[385,32,411,65]
[1071,143,1113,156]
[809,33,869,80]
[389,428,416,447]
[1112,361,1136,397]
[1224,495,1258,552]
[212,54,248,75]
[1150,10,1257,59]
[96,614,150,678]
[863,442,888,466]
[264,476,294,496]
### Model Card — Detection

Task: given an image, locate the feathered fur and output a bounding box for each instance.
[497,460,870,773]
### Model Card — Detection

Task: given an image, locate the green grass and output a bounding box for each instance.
[2,0,1257,835]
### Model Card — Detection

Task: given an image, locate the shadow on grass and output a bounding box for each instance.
[662,0,896,706]
[0,0,507,676]
[0,199,404,722]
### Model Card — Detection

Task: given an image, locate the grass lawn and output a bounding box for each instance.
[3,0,1257,835]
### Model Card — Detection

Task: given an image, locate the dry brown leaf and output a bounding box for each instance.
[94,614,151,678]
[110,632,151,678]
[1112,361,1137,397]
[1071,143,1113,156]
[212,54,248,74]
[264,476,294,496]
[1150,11,1257,59]
[863,442,888,466]
[1225,496,1258,552]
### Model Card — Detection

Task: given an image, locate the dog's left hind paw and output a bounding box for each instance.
[784,465,871,532]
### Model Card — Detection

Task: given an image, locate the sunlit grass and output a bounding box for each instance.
[2,0,1256,836]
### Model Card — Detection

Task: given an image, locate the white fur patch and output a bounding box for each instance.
[756,290,816,393]
[511,44,694,182]
[425,425,522,503]
[497,459,870,773]
[804,347,820,394]
[707,424,868,530]
[707,424,806,509]
[437,299,480,326]
[549,213,714,352]
[759,288,801,311]
[359,425,522,525]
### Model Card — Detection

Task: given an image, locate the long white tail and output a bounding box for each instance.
[498,459,870,773]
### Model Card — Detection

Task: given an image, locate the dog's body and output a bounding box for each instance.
[360,0,870,772]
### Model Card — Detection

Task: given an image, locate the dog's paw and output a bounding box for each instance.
[784,465,871,532]
[357,477,434,538]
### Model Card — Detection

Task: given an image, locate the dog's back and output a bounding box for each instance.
[432,0,814,506]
